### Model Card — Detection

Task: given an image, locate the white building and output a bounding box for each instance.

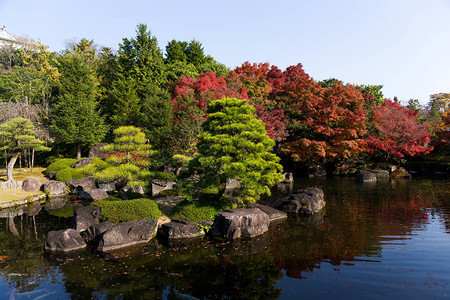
[0,26,40,50]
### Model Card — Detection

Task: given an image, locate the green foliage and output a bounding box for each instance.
[0,118,50,154]
[55,167,85,182]
[109,77,143,128]
[92,197,162,224]
[45,158,80,173]
[181,97,283,204]
[118,24,166,90]
[50,51,108,156]
[171,197,235,223]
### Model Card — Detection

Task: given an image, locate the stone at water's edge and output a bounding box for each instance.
[355,170,377,182]
[273,187,325,215]
[159,219,205,240]
[78,189,109,201]
[81,221,113,242]
[247,203,287,222]
[281,172,294,183]
[66,176,97,194]
[212,208,270,240]
[97,220,159,252]
[390,167,412,179]
[71,157,93,168]
[371,169,390,179]
[73,206,101,231]
[43,180,67,195]
[44,229,87,252]
[22,177,41,192]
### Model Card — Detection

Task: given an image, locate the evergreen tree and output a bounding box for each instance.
[183,97,283,204]
[109,77,143,128]
[51,52,107,158]
[118,24,166,91]
[0,118,50,182]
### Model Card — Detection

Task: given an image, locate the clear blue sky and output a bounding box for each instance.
[1,0,449,105]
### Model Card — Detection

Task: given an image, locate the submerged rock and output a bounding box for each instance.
[44,229,87,252]
[159,219,205,240]
[212,208,270,240]
[97,220,159,251]
[73,206,101,231]
[273,187,325,215]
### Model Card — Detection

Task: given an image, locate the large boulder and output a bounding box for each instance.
[22,177,41,192]
[43,180,67,195]
[81,221,113,242]
[89,143,108,159]
[46,171,57,180]
[78,189,109,201]
[119,185,145,200]
[71,157,93,168]
[97,182,116,193]
[212,208,270,240]
[44,229,87,252]
[150,180,176,196]
[247,203,287,223]
[273,187,325,215]
[371,169,390,179]
[159,219,205,240]
[66,176,97,194]
[73,206,101,231]
[281,172,294,183]
[97,220,159,251]
[355,170,377,182]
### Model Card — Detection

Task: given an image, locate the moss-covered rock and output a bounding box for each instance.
[171,197,235,223]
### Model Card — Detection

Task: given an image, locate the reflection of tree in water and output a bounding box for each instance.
[56,237,282,299]
[267,177,440,280]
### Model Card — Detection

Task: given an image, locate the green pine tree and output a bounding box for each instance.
[50,52,107,158]
[183,97,283,204]
[0,118,50,182]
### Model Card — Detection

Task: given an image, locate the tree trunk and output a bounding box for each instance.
[76,145,81,159]
[6,154,19,182]
[31,149,35,173]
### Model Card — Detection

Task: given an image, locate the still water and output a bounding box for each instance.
[0,176,449,299]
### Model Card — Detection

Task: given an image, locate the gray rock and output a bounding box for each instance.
[247,203,287,223]
[44,229,87,252]
[308,167,327,178]
[371,169,390,179]
[198,219,214,228]
[119,185,145,199]
[46,171,57,180]
[81,221,113,242]
[66,176,97,194]
[159,219,205,240]
[150,180,176,196]
[97,220,159,251]
[71,158,93,168]
[73,206,101,231]
[281,172,294,183]
[97,181,116,193]
[22,177,41,192]
[88,143,108,159]
[355,170,377,182]
[212,208,270,239]
[273,187,325,215]
[43,180,67,195]
[79,189,109,201]
[390,167,412,179]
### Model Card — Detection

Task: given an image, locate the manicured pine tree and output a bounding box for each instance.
[0,118,50,182]
[184,97,283,204]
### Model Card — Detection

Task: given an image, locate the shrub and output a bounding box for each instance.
[45,158,80,173]
[92,197,163,224]
[55,168,85,182]
[171,196,235,223]
[78,157,112,176]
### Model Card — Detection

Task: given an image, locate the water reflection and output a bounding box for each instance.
[0,176,449,299]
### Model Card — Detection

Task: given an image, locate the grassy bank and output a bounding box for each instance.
[0,167,47,203]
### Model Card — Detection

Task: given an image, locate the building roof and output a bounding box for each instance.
[0,26,40,49]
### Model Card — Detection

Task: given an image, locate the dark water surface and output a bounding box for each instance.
[0,176,449,299]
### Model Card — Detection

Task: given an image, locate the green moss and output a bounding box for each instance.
[171,196,235,223]
[55,168,85,182]
[92,198,163,224]
[45,158,80,173]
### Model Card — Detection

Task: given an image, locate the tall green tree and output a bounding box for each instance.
[118,24,166,92]
[182,97,283,204]
[51,52,107,158]
[109,77,143,128]
[0,118,50,182]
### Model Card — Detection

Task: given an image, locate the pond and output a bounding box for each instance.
[0,176,449,299]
